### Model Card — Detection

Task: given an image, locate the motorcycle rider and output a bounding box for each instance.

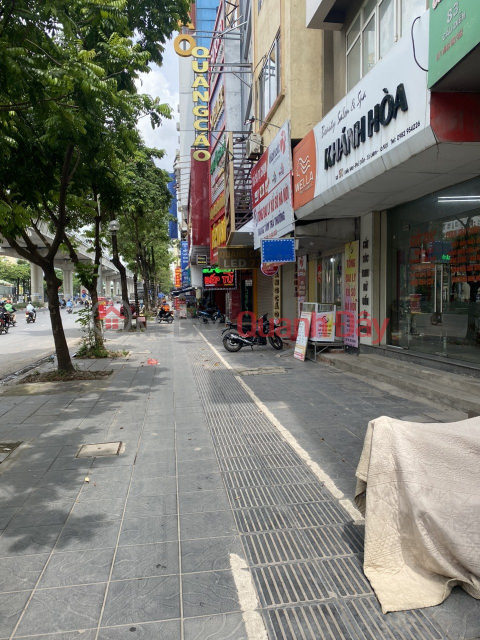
[66,299,73,313]
[4,299,16,325]
[26,301,36,321]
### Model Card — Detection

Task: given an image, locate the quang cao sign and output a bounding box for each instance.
[217,248,261,270]
[202,268,237,291]
[252,121,294,249]
[293,16,431,212]
[428,0,480,88]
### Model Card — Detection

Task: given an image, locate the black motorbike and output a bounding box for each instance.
[0,311,9,334]
[26,309,36,324]
[222,313,283,352]
[198,306,225,324]
[156,309,174,324]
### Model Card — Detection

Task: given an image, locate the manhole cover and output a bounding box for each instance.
[0,442,22,463]
[76,442,123,458]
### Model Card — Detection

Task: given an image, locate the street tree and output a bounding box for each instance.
[0,0,189,371]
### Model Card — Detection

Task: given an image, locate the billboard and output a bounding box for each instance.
[252,121,294,249]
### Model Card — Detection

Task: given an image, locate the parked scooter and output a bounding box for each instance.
[198,305,225,324]
[222,313,283,352]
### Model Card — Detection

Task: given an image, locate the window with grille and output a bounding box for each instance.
[258,32,281,120]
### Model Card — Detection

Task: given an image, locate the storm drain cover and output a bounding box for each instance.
[0,442,22,463]
[236,367,288,376]
[77,442,123,458]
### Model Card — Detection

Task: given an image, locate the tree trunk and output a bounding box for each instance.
[110,229,129,329]
[44,267,75,373]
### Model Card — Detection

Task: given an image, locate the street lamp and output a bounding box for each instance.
[108,220,120,235]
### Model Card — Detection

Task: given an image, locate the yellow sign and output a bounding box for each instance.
[210,193,225,220]
[211,216,227,250]
[174,34,211,162]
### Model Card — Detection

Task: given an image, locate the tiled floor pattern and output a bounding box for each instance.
[187,338,448,640]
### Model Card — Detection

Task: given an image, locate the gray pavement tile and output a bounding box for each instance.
[179,489,231,515]
[0,553,49,593]
[135,449,176,465]
[177,459,220,476]
[119,515,178,547]
[180,510,238,541]
[56,519,122,552]
[79,479,130,501]
[183,613,248,640]
[101,575,180,626]
[0,524,62,557]
[39,548,115,588]
[14,631,96,640]
[129,476,177,498]
[9,501,73,529]
[176,446,216,462]
[426,586,480,640]
[181,536,244,574]
[88,467,133,482]
[177,472,225,494]
[112,542,179,580]
[132,461,176,479]
[0,590,31,637]
[98,620,180,640]
[182,570,242,618]
[124,494,177,519]
[0,506,19,529]
[15,583,107,636]
[72,498,126,522]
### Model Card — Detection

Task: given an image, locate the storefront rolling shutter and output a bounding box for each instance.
[281,263,296,323]
[257,270,274,317]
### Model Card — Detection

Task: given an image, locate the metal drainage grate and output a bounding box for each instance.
[0,442,22,463]
[76,442,123,458]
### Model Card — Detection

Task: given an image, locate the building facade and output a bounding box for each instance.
[294,0,480,366]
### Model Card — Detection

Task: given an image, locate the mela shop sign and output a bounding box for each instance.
[174,34,211,162]
[252,121,294,249]
[202,268,237,291]
[428,0,479,88]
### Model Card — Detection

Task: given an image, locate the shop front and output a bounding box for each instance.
[387,176,480,365]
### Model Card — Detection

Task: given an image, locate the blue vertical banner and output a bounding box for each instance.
[181,241,190,286]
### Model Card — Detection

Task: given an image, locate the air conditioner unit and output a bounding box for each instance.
[246,133,262,160]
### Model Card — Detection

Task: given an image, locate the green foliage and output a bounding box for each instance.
[0,257,30,283]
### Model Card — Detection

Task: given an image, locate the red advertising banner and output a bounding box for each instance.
[175,268,182,288]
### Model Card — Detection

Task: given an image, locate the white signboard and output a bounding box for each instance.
[252,121,294,249]
[298,13,431,208]
[294,311,312,362]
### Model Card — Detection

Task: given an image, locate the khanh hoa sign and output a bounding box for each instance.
[174,34,211,162]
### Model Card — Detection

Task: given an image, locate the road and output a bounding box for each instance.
[0,307,83,379]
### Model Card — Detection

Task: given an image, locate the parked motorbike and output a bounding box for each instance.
[222,313,283,352]
[156,309,174,324]
[198,306,225,324]
[26,310,36,324]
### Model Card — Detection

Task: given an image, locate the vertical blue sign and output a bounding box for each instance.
[181,242,189,271]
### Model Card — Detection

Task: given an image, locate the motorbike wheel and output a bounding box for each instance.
[223,334,243,352]
[269,335,283,350]
[167,316,174,324]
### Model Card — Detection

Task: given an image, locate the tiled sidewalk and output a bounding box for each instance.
[0,321,478,639]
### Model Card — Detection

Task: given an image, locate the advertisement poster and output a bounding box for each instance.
[202,268,237,291]
[311,311,335,342]
[252,121,294,249]
[344,241,359,348]
[294,311,312,362]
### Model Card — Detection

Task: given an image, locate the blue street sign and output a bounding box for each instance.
[81,293,86,298]
[261,238,295,264]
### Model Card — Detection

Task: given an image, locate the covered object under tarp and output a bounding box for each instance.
[355,415,480,613]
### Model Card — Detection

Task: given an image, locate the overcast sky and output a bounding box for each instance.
[135,38,179,175]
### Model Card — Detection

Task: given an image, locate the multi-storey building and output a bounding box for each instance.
[291,0,480,369]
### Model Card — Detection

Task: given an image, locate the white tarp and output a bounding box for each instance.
[355,415,480,613]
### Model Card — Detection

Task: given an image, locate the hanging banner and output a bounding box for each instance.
[344,241,359,348]
[175,267,182,289]
[180,241,189,271]
[252,121,294,249]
